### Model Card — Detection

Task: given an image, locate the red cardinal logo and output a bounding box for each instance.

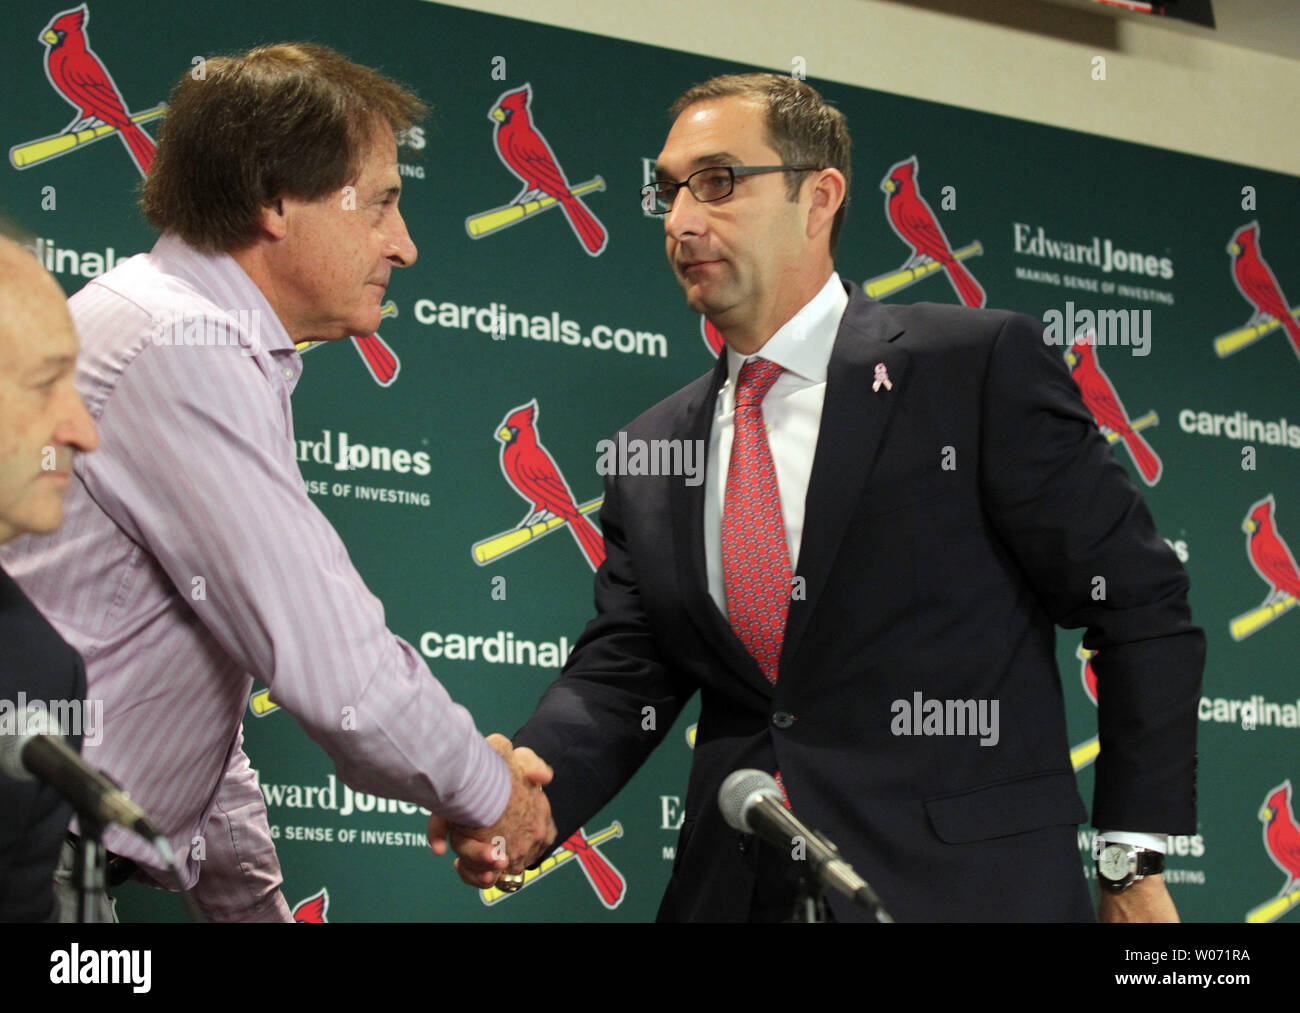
[1079,645,1098,707]
[478,820,625,907]
[486,84,607,256]
[560,828,626,909]
[291,887,329,923]
[1228,222,1300,365]
[1065,336,1162,485]
[880,156,985,308]
[1260,782,1300,897]
[1070,643,1101,771]
[295,301,401,386]
[701,317,725,356]
[351,332,399,386]
[496,400,605,571]
[1243,495,1300,607]
[39,4,155,175]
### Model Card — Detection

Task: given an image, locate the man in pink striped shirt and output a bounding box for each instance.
[0,43,554,921]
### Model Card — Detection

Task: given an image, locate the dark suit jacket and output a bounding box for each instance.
[0,563,86,921]
[515,283,1204,922]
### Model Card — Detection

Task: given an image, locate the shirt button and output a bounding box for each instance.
[737,836,750,854]
[282,368,294,379]
[771,711,795,729]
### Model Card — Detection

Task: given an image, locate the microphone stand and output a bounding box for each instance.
[73,814,109,924]
[791,870,829,923]
[788,829,840,923]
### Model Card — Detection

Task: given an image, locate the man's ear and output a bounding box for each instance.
[257,198,289,241]
[804,169,846,243]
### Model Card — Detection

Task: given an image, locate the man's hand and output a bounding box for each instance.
[1098,874,1180,923]
[427,734,556,887]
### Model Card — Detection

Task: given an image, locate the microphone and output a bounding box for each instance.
[718,768,893,921]
[0,700,161,841]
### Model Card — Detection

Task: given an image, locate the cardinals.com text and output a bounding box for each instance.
[413,298,667,357]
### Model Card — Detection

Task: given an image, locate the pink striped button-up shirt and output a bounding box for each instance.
[0,234,510,920]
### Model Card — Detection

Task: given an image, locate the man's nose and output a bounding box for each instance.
[664,184,708,239]
[57,387,99,455]
[387,208,418,267]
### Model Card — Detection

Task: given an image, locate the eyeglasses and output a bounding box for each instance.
[640,165,820,215]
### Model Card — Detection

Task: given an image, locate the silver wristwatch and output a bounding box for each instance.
[1093,839,1164,893]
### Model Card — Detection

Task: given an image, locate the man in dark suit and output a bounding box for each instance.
[0,234,100,921]
[436,74,1203,922]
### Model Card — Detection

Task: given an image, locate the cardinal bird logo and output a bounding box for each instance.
[1064,336,1163,486]
[1230,495,1300,641]
[876,156,985,308]
[1247,781,1300,922]
[492,400,605,572]
[29,4,156,176]
[295,300,402,387]
[1244,496,1300,604]
[291,887,330,923]
[479,822,626,908]
[1070,643,1101,771]
[464,84,607,256]
[701,317,726,356]
[1080,645,1099,706]
[1215,222,1300,366]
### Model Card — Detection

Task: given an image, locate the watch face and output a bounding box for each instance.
[1099,844,1132,881]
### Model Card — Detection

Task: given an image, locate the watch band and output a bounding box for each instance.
[1133,849,1164,878]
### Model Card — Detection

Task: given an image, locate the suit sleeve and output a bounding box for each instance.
[976,314,1204,833]
[514,469,697,846]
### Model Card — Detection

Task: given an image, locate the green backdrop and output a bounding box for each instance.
[3,0,1297,923]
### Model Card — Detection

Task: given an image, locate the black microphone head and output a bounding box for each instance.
[718,768,783,833]
[0,699,59,780]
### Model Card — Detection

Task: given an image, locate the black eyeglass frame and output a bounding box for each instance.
[640,164,821,214]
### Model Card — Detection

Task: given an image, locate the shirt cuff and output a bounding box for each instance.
[1096,830,1168,854]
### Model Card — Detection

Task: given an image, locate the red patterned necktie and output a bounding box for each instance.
[722,357,790,684]
[722,357,793,810]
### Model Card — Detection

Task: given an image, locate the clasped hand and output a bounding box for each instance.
[427,733,556,887]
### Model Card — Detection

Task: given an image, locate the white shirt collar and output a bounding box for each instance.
[723,271,848,388]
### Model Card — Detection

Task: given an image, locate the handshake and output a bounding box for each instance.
[426,733,557,888]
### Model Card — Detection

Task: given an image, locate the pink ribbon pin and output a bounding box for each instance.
[872,362,893,392]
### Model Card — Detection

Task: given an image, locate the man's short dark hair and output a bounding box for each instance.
[670,73,851,256]
[140,43,426,253]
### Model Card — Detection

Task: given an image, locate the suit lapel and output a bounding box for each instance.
[781,285,909,666]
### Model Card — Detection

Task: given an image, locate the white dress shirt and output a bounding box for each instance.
[705,272,848,613]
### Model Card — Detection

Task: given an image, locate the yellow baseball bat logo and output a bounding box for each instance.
[9,103,167,170]
[1246,885,1300,923]
[864,241,983,299]
[472,497,603,565]
[249,688,279,717]
[1071,736,1100,771]
[465,177,605,239]
[479,822,624,904]
[1102,410,1157,444]
[1229,593,1296,641]
[296,300,398,354]
[1214,306,1300,357]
